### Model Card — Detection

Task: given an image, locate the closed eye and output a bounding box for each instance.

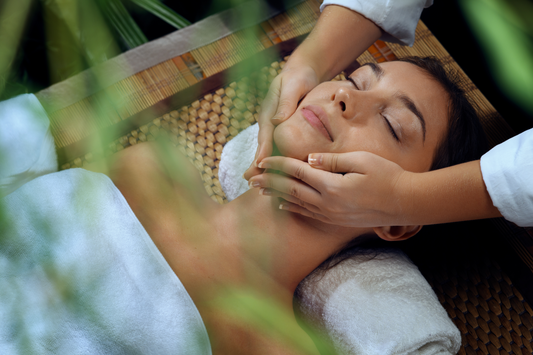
[346,76,398,141]
[382,114,400,141]
[346,77,359,90]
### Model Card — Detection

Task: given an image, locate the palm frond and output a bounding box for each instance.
[96,0,148,49]
[130,0,192,29]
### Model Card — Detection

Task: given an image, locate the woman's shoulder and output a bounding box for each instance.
[107,141,217,212]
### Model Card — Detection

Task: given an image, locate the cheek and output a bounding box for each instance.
[273,120,313,160]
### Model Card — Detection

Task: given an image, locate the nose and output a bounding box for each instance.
[331,86,357,119]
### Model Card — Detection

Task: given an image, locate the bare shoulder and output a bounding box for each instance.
[87,141,217,214]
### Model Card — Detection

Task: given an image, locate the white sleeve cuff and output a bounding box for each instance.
[321,0,433,46]
[480,129,533,227]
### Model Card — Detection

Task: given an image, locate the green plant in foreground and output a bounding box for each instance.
[459,0,533,116]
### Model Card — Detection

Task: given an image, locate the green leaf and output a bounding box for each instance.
[96,0,148,49]
[213,287,335,354]
[0,0,33,97]
[130,0,192,29]
[459,0,533,115]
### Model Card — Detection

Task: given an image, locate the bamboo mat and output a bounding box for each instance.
[39,0,533,353]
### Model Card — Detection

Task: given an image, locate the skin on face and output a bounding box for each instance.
[273,61,450,173]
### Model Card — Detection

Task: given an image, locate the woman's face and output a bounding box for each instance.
[273,61,449,172]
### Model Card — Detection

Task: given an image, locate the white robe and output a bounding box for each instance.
[321,0,433,46]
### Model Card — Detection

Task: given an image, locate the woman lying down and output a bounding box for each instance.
[0,57,486,354]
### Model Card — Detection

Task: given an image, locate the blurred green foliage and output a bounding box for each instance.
[459,0,533,115]
[0,0,195,100]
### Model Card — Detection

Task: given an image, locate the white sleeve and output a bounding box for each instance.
[480,128,533,227]
[320,0,433,46]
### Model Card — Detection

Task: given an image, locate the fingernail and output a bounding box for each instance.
[258,161,270,169]
[249,180,260,188]
[259,188,271,196]
[272,112,285,121]
[279,203,288,210]
[308,154,322,166]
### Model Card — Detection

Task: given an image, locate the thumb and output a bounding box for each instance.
[271,95,299,124]
[270,81,307,124]
[308,151,374,174]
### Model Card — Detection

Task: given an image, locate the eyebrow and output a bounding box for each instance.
[362,62,427,142]
[361,62,384,80]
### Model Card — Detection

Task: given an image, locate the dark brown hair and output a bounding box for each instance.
[399,56,488,171]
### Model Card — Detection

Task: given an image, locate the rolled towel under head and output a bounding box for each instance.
[219,123,259,201]
[296,250,461,355]
[219,123,460,355]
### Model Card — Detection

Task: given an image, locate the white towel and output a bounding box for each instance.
[0,95,211,354]
[219,123,461,355]
[219,123,259,201]
[296,251,460,355]
[0,94,57,197]
[1,169,212,355]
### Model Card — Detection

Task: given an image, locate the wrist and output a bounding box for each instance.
[285,6,382,82]
[394,170,417,226]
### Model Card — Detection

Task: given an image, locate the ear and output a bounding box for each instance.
[373,225,422,242]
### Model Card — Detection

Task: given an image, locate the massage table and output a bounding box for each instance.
[33,0,533,353]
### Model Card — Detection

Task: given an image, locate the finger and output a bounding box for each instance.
[258,187,323,214]
[258,75,282,124]
[243,145,263,181]
[250,172,323,207]
[243,165,263,181]
[258,156,342,192]
[255,122,274,165]
[243,122,275,180]
[270,77,306,124]
[308,151,378,174]
[278,201,333,224]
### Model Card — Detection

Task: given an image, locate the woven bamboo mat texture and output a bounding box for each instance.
[416,242,533,355]
[47,0,321,152]
[48,1,533,353]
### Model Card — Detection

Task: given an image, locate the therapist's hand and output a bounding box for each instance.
[243,5,382,181]
[248,152,413,228]
[243,65,319,180]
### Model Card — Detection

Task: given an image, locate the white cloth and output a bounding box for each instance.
[1,169,212,355]
[0,94,57,197]
[297,250,461,355]
[481,128,533,227]
[219,123,461,355]
[0,94,211,354]
[321,0,433,46]
[219,123,259,201]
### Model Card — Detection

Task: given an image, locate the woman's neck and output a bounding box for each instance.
[220,189,373,293]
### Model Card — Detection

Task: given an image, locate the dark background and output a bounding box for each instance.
[420,1,533,134]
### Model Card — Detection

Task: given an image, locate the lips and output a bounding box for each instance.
[301,105,333,141]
